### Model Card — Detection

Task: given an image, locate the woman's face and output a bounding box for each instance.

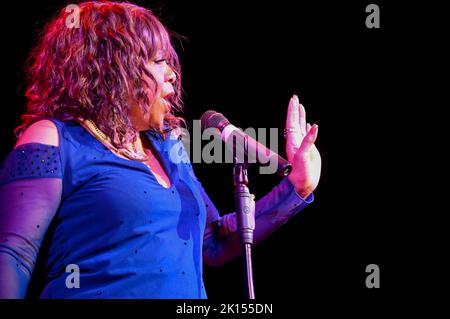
[130,51,176,131]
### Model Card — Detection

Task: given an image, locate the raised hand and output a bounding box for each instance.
[284,95,321,198]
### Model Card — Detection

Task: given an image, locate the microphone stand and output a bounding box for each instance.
[232,135,256,299]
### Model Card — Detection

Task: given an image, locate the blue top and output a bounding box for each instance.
[0,119,313,299]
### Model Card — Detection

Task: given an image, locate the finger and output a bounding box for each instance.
[285,95,301,149]
[299,124,318,154]
[298,100,307,136]
[306,123,311,132]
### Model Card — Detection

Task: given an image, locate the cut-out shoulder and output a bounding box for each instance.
[14,120,59,148]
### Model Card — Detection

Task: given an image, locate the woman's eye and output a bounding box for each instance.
[155,59,168,64]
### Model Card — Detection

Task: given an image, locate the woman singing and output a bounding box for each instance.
[0,1,321,298]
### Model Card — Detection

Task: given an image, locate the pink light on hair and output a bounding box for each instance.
[17,1,185,160]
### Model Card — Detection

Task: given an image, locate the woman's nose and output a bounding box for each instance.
[165,66,176,84]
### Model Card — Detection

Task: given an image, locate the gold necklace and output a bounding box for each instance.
[86,119,108,141]
[85,119,153,161]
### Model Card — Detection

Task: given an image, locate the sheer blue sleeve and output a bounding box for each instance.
[0,143,62,298]
[200,174,314,266]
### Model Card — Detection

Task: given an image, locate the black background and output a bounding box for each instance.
[0,0,433,309]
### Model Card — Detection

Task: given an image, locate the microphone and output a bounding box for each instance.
[200,110,292,177]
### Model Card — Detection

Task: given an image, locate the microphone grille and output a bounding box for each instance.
[200,110,230,132]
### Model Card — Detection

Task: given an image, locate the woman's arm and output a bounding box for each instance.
[201,177,313,267]
[0,120,62,298]
[201,95,321,266]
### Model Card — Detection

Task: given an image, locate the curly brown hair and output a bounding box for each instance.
[16,1,185,160]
